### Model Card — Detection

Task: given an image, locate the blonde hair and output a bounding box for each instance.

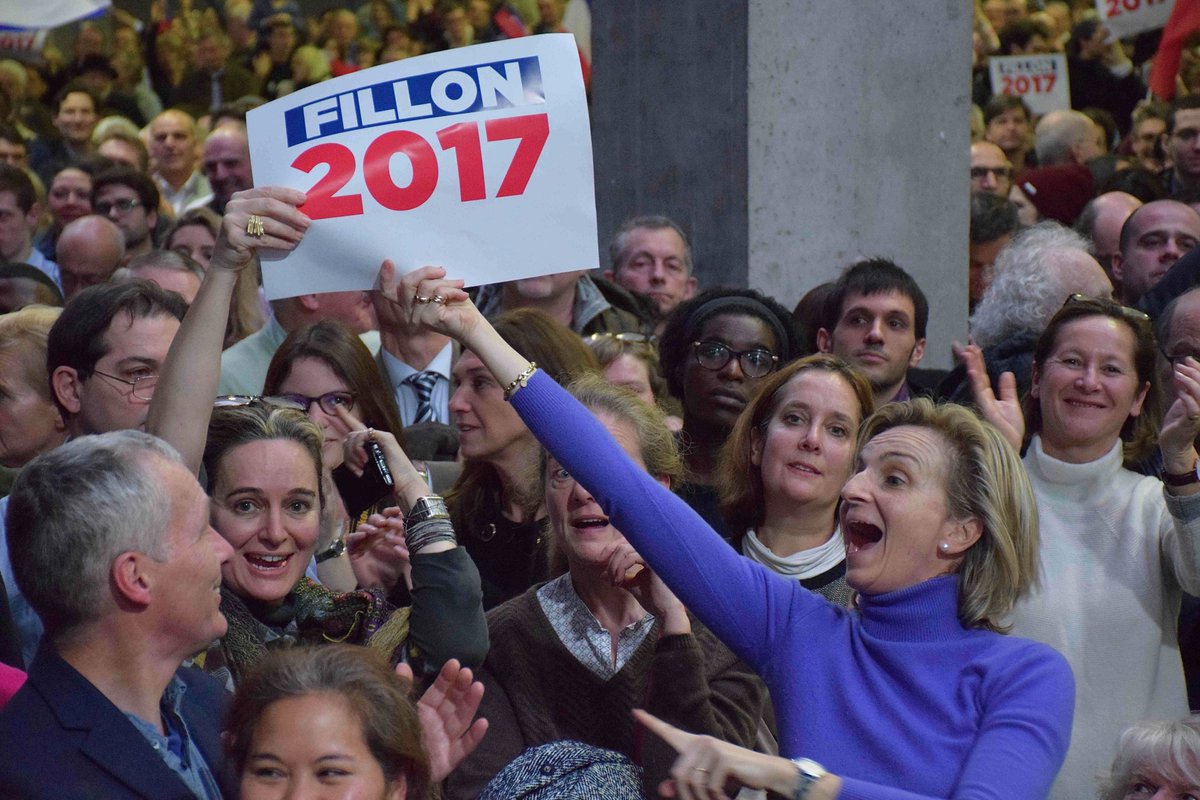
[0,305,62,401]
[859,399,1039,632]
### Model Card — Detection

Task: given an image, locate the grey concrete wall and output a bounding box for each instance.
[590,2,748,287]
[747,1,973,368]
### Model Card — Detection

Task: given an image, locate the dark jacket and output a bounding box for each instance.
[0,647,232,799]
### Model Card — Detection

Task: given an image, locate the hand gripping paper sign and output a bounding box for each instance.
[246,34,597,300]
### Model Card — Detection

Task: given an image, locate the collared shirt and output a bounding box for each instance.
[218,315,381,395]
[474,275,615,335]
[123,674,224,800]
[379,342,452,426]
[156,170,214,216]
[536,573,654,680]
[23,247,61,291]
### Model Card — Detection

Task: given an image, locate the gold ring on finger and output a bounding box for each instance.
[431,294,446,304]
[246,214,265,238]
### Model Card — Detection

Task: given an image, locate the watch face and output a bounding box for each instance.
[793,758,827,779]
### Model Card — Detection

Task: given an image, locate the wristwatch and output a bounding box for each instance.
[1163,459,1200,487]
[791,758,827,799]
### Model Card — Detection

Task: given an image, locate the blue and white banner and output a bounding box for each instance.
[248,33,597,299]
[1,0,110,30]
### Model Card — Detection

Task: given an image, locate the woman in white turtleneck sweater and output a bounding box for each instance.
[719,354,874,607]
[966,295,1200,800]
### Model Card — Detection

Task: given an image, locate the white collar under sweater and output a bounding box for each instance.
[740,526,845,579]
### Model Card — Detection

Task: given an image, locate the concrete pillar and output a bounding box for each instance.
[747,2,972,367]
[593,2,971,368]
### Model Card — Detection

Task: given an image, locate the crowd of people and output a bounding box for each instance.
[6,0,1200,798]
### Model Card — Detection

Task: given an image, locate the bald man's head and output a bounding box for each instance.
[1076,191,1142,273]
[57,215,125,300]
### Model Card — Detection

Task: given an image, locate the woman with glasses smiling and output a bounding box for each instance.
[965,294,1200,799]
[656,287,804,542]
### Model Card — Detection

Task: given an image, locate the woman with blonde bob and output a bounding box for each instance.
[719,354,873,606]
[395,267,1074,799]
[1098,716,1200,800]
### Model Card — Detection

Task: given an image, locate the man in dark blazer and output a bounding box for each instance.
[0,432,235,799]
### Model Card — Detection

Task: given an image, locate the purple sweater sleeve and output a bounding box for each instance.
[512,371,826,673]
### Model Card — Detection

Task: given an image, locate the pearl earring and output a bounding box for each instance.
[939,541,950,553]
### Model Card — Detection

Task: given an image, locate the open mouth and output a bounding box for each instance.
[1065,398,1106,409]
[245,553,291,572]
[844,520,883,554]
[571,515,610,530]
[789,461,822,476]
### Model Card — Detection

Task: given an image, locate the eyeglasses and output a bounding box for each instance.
[95,197,142,215]
[272,391,356,415]
[969,166,1012,180]
[92,369,158,401]
[584,332,657,344]
[1061,293,1150,323]
[691,340,778,378]
[214,395,307,411]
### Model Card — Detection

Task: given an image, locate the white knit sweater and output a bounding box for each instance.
[1008,436,1200,800]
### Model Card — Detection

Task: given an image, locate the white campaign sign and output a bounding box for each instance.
[1095,0,1173,40]
[988,54,1070,116]
[247,34,597,299]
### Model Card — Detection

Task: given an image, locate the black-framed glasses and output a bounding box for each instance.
[92,369,158,401]
[691,340,778,378]
[272,391,356,415]
[1062,293,1150,323]
[214,395,307,411]
[95,197,142,215]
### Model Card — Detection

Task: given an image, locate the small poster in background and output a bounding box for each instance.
[989,54,1071,116]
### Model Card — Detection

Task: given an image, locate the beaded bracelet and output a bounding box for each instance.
[503,362,538,401]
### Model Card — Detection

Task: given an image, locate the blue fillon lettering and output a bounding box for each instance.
[285,56,546,147]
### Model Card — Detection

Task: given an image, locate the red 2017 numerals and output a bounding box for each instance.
[1105,0,1163,17]
[1001,73,1056,95]
[294,112,550,220]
